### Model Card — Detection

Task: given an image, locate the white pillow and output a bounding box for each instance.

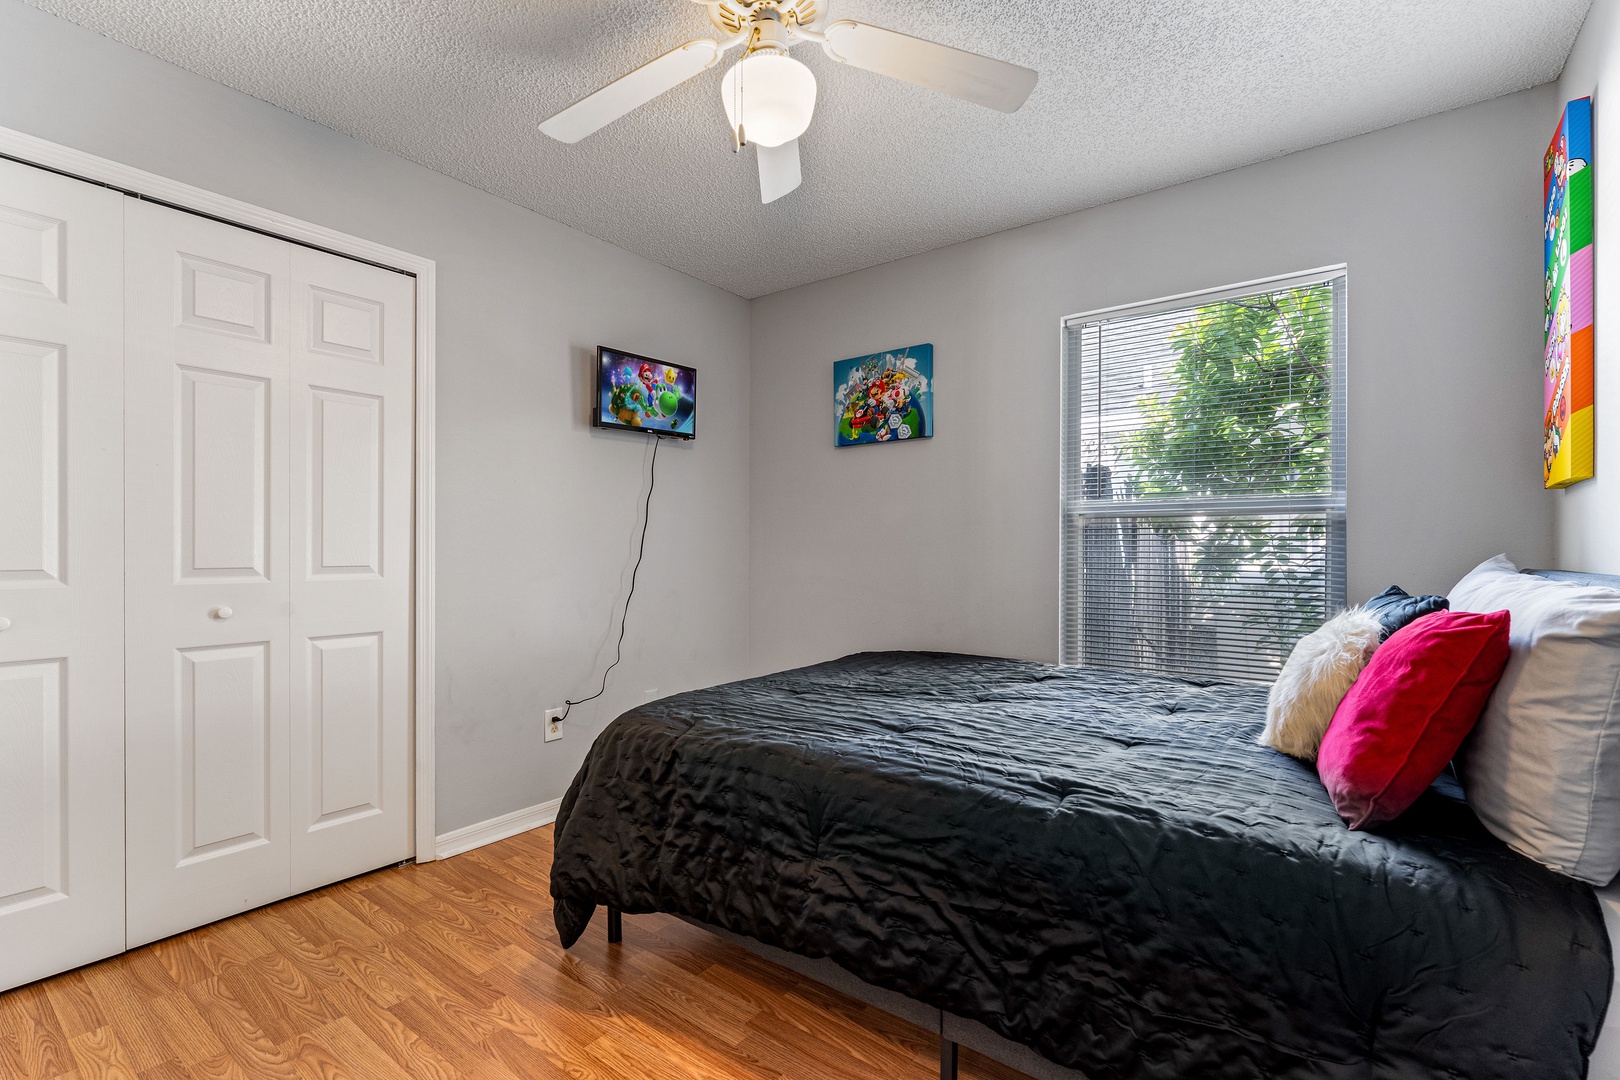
[1260,607,1383,760]
[1451,555,1620,884]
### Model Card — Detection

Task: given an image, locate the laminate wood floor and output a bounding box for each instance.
[0,824,1033,1080]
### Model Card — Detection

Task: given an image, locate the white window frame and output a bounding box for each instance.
[1058,265,1348,680]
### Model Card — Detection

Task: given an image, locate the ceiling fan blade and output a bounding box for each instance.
[540,39,723,143]
[757,139,802,203]
[820,21,1036,113]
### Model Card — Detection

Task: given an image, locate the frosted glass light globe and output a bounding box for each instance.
[720,52,817,147]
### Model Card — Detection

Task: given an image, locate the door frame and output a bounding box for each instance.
[0,125,441,864]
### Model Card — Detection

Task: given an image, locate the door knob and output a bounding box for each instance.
[0,617,10,632]
[212,606,233,620]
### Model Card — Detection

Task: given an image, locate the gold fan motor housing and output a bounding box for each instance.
[704,0,821,37]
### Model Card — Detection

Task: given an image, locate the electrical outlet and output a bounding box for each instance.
[544,707,565,743]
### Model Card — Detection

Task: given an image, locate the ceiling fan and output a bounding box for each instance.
[538,0,1038,203]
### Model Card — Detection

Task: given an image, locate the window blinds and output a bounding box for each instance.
[1060,270,1347,683]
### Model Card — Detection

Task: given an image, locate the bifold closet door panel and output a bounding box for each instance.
[0,159,127,990]
[124,199,293,947]
[288,246,414,891]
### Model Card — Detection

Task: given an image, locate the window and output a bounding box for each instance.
[1060,269,1346,682]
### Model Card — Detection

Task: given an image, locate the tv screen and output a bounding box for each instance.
[593,346,696,439]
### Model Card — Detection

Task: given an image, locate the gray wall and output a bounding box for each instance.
[749,87,1557,675]
[0,0,752,834]
[1557,0,1620,575]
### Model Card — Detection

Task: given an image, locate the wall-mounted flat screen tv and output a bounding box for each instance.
[593,346,696,439]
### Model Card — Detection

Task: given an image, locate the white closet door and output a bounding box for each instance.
[288,246,414,891]
[0,159,126,990]
[124,199,293,946]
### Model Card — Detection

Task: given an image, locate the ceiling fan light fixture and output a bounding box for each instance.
[721,52,817,148]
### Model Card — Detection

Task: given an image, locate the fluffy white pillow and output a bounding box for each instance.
[1451,555,1620,884]
[1260,607,1383,760]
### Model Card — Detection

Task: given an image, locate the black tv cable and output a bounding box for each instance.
[558,432,664,723]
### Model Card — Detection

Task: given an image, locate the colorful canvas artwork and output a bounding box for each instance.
[1544,97,1595,489]
[835,344,934,446]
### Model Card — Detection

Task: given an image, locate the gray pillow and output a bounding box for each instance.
[1450,555,1620,885]
[1363,585,1449,640]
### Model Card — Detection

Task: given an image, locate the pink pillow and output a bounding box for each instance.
[1317,609,1510,829]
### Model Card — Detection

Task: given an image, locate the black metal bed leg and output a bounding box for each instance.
[940,1036,958,1080]
[606,906,622,944]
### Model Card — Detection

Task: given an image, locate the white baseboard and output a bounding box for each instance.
[434,797,561,859]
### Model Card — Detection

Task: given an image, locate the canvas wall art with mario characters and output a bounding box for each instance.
[834,344,934,447]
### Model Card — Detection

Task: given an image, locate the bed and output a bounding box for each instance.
[550,649,1612,1079]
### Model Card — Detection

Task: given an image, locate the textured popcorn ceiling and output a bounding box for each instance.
[25,0,1590,297]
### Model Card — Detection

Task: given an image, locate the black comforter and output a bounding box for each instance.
[550,652,1611,1079]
